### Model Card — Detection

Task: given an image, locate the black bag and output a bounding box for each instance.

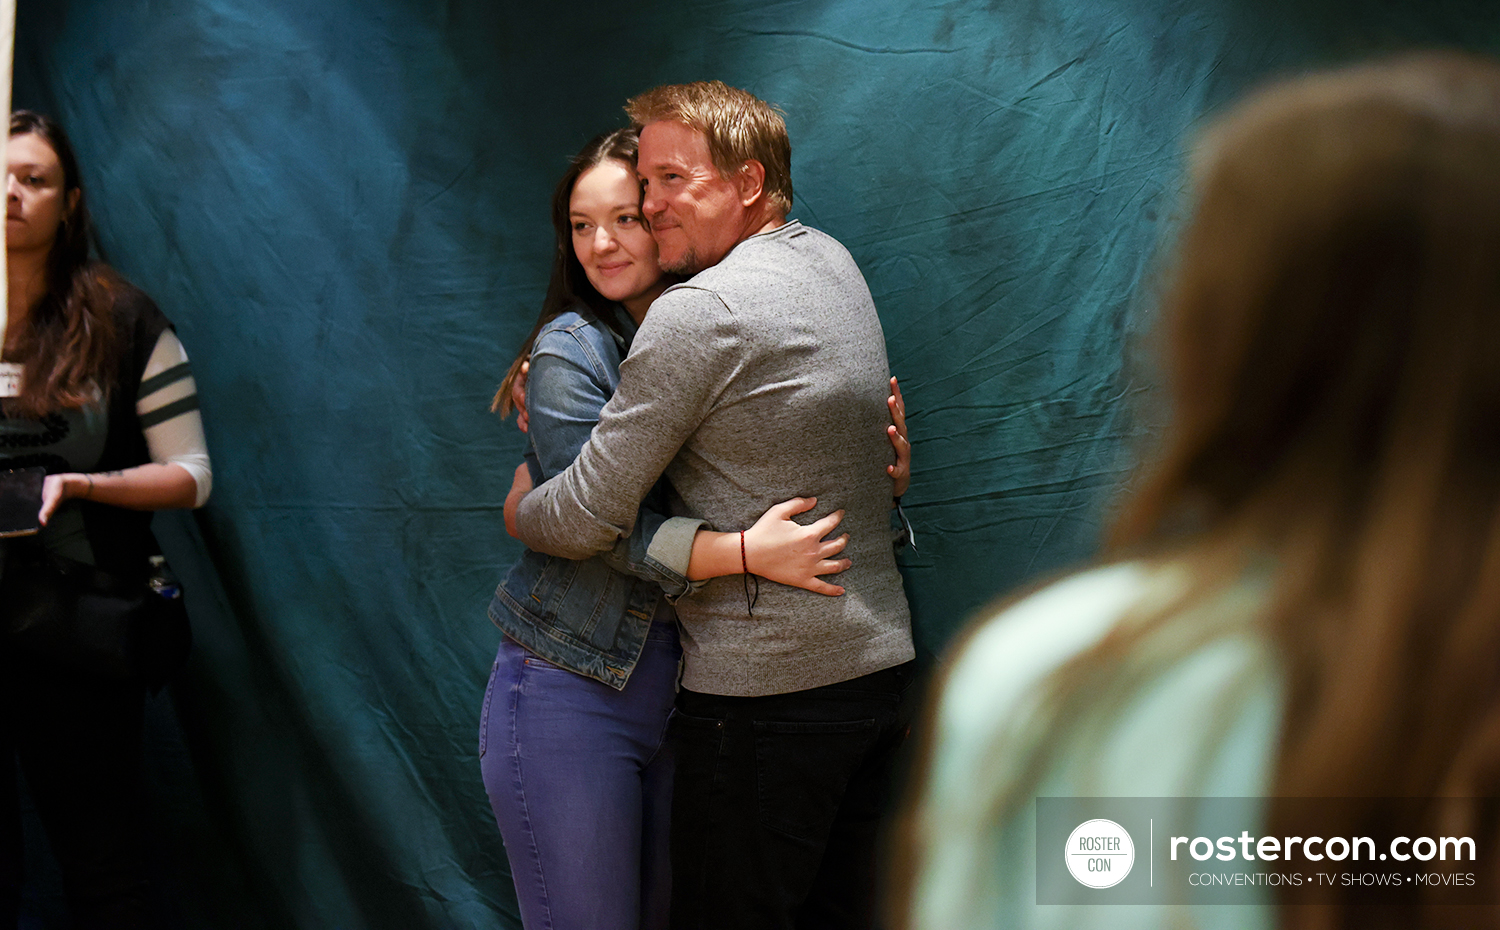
[1,541,191,691]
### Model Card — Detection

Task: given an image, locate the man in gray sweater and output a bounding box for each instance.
[512,81,914,929]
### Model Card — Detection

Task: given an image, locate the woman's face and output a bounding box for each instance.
[6,132,73,253]
[570,159,665,317]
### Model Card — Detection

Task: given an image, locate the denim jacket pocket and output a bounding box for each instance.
[490,548,661,691]
[527,552,579,617]
[551,556,622,641]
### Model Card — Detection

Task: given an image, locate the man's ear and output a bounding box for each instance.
[734,159,766,207]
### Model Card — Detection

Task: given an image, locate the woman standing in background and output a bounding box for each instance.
[1,111,211,928]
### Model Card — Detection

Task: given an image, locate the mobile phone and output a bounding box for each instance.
[0,466,46,537]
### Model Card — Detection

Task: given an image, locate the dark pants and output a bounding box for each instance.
[669,661,917,930]
[0,657,150,929]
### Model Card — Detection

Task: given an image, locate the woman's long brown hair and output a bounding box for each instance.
[490,127,643,417]
[893,52,1500,930]
[1121,52,1500,927]
[5,110,120,417]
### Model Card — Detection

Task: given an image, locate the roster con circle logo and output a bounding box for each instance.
[1065,819,1135,889]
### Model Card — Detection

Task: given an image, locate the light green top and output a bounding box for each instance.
[909,560,1283,930]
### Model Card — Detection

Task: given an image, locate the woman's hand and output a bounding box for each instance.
[504,461,533,539]
[38,473,86,526]
[513,361,530,433]
[743,496,851,596]
[887,376,910,498]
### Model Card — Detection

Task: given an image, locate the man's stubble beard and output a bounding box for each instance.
[658,244,705,277]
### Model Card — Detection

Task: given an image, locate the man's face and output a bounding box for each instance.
[637,120,748,275]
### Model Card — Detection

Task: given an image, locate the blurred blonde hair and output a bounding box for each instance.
[895,51,1500,929]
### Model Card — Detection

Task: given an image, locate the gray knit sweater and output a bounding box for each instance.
[513,221,914,696]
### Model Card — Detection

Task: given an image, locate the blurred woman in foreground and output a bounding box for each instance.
[897,52,1500,930]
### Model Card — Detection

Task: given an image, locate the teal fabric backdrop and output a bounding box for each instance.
[11,1,1499,926]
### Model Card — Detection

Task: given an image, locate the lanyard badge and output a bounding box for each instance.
[0,362,21,399]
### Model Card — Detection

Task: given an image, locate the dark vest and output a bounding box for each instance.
[1,278,174,578]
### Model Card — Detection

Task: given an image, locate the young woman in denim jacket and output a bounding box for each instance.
[479,128,901,930]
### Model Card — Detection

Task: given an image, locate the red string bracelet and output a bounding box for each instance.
[740,530,758,616]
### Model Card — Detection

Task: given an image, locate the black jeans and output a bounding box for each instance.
[669,661,917,930]
[0,656,150,929]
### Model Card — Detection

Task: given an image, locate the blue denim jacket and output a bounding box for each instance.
[487,306,702,690]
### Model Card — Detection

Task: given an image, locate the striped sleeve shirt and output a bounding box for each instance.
[137,329,211,506]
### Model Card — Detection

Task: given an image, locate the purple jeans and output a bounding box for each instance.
[479,619,680,930]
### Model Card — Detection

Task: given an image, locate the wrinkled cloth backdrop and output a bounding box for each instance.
[11,0,1499,926]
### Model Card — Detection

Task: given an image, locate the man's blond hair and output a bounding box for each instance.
[625,80,793,215]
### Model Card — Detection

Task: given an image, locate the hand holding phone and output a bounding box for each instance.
[0,466,46,537]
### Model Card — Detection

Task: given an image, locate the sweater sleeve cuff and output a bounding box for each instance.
[647,516,709,599]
